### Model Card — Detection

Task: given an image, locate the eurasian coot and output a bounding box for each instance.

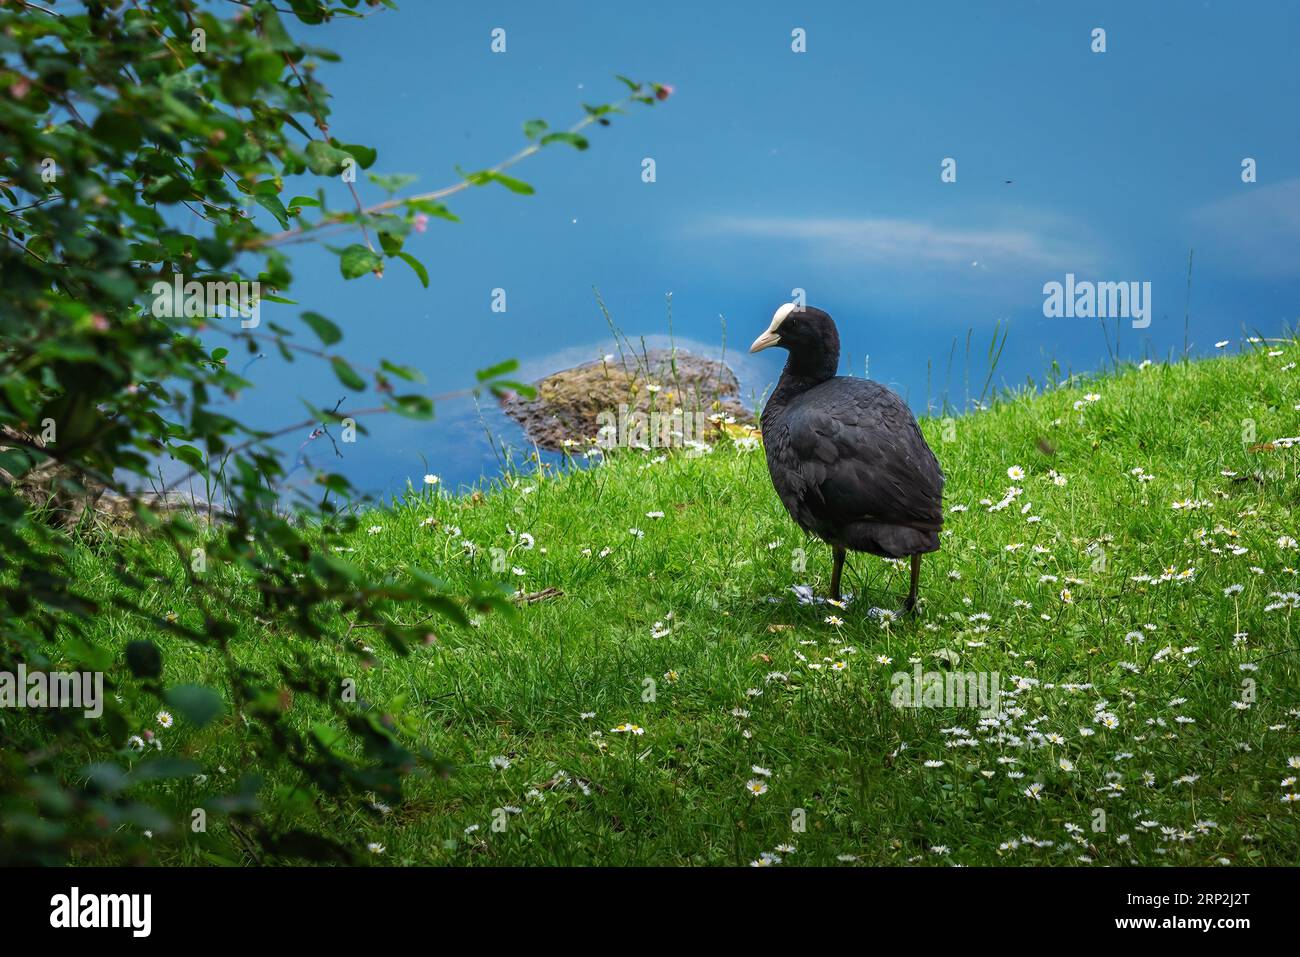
[750,304,944,612]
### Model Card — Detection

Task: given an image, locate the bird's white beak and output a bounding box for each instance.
[749,330,780,353]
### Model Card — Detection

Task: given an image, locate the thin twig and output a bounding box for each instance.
[247,91,647,250]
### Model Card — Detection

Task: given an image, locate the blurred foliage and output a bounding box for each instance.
[0,0,662,864]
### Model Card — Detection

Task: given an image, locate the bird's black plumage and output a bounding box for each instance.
[751,304,944,607]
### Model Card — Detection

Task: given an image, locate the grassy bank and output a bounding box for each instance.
[57,343,1300,865]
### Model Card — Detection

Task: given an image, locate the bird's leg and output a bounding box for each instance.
[899,553,921,615]
[830,546,846,601]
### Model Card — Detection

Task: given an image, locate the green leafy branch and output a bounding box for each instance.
[249,77,667,253]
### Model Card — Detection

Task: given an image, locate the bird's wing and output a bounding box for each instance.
[784,381,944,531]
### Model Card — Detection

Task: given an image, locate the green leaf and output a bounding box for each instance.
[311,722,345,752]
[341,143,378,169]
[125,641,163,680]
[261,9,299,51]
[305,141,353,176]
[165,684,225,728]
[388,394,434,419]
[301,311,342,346]
[380,360,423,382]
[476,358,519,382]
[330,356,367,390]
[62,636,113,672]
[92,109,143,150]
[463,169,535,195]
[522,118,548,140]
[397,252,428,288]
[254,193,290,229]
[338,244,383,279]
[487,171,535,194]
[540,131,589,151]
[171,444,206,470]
[404,199,459,222]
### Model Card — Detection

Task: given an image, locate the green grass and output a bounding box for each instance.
[61,343,1300,865]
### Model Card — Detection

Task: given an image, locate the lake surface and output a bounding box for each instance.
[206,2,1300,501]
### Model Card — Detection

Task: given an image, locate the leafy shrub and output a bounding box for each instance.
[0,0,663,864]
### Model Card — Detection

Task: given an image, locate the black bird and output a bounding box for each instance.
[751,304,944,612]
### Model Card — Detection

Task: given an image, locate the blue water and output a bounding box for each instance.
[200,0,1300,500]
